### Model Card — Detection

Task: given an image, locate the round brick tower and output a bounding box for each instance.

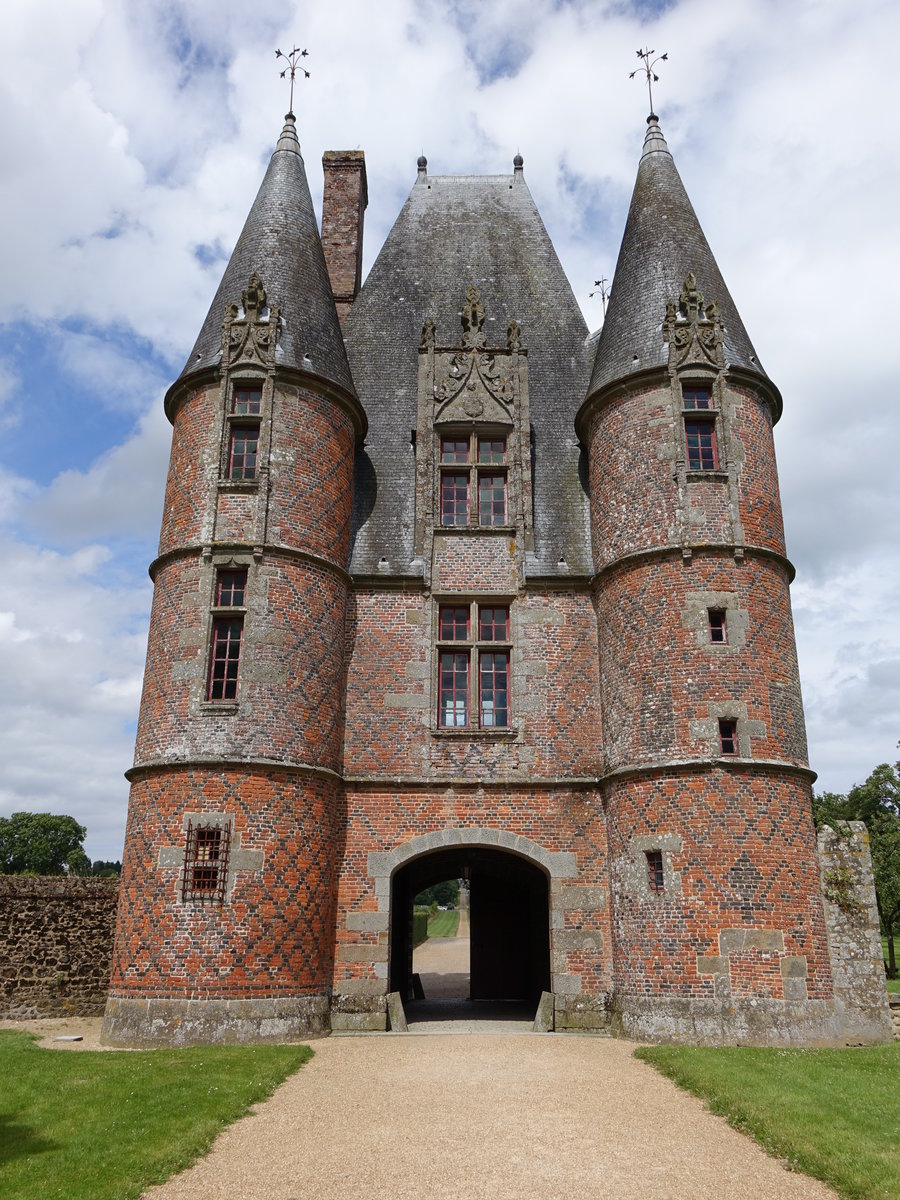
[577,117,835,1042]
[102,115,366,1046]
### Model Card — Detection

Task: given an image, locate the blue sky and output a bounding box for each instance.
[1,0,898,860]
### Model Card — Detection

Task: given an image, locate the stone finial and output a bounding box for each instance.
[507,320,522,351]
[461,284,486,348]
[420,317,436,349]
[417,154,428,180]
[513,152,524,179]
[242,273,267,321]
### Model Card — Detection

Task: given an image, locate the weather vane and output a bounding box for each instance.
[629,47,667,117]
[590,277,611,316]
[276,46,310,116]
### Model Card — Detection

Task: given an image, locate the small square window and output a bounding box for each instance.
[646,850,665,894]
[228,426,258,480]
[439,605,469,641]
[718,719,738,756]
[441,438,469,464]
[182,820,230,903]
[685,419,719,471]
[682,386,712,410]
[232,384,262,415]
[478,606,509,641]
[708,608,727,643]
[216,570,247,608]
[478,473,507,525]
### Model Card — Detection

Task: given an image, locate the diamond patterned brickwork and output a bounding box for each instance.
[604,767,833,1000]
[584,378,786,573]
[334,786,611,996]
[596,552,808,772]
[342,588,601,780]
[134,552,348,770]
[108,767,342,1000]
[158,384,220,556]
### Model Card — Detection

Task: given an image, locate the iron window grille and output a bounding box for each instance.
[646,849,665,894]
[182,819,231,903]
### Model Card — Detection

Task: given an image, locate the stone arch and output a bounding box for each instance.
[368,828,577,1006]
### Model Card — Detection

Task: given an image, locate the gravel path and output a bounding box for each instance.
[142,1033,836,1200]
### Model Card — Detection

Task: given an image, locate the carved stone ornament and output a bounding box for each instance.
[461,285,486,348]
[663,271,724,368]
[221,273,281,368]
[428,286,517,417]
[420,318,436,350]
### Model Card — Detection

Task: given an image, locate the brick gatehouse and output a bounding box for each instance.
[101,112,890,1046]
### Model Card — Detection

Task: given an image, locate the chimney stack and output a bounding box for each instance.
[321,151,368,325]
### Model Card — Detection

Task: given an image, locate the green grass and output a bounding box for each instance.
[0,1030,311,1200]
[635,1043,900,1200]
[426,909,460,938]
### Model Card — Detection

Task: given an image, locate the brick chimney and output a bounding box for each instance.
[321,151,368,325]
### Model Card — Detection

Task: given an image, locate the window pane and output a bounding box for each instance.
[685,420,718,470]
[441,473,470,524]
[682,387,711,410]
[478,473,507,525]
[646,850,665,893]
[216,570,247,607]
[441,438,470,464]
[208,617,243,700]
[439,605,469,640]
[480,651,509,727]
[708,608,727,643]
[229,427,258,479]
[478,606,509,641]
[439,651,469,726]
[477,437,506,464]
[232,385,262,415]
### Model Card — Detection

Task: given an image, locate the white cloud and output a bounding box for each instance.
[0,0,897,859]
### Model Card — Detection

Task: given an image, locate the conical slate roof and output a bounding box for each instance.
[588,116,766,398]
[178,115,355,397]
[342,163,594,577]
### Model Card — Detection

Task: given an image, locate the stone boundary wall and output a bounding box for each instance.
[0,877,119,1018]
[817,822,893,1042]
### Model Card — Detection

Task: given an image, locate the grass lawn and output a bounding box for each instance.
[636,1043,900,1200]
[426,909,460,938]
[0,1030,311,1200]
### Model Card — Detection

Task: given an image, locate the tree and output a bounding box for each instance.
[414,879,460,908]
[0,812,89,876]
[813,760,900,978]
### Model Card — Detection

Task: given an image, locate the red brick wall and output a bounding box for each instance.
[109,767,341,999]
[605,768,832,1000]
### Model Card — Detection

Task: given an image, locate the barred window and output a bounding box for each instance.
[646,850,665,894]
[182,820,230,903]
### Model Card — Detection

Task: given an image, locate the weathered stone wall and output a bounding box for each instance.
[818,822,893,1042]
[0,877,119,1018]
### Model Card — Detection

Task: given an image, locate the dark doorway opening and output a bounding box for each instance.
[390,846,550,1023]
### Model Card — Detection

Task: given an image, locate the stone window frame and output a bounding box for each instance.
[689,702,766,759]
[199,554,256,713]
[682,591,748,653]
[627,834,683,901]
[218,374,269,490]
[433,596,514,735]
[437,429,513,531]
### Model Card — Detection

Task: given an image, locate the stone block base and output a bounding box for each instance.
[331,1011,388,1032]
[555,991,613,1032]
[614,994,893,1046]
[101,993,331,1047]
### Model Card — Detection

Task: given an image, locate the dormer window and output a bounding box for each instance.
[681,384,721,472]
[439,433,508,527]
